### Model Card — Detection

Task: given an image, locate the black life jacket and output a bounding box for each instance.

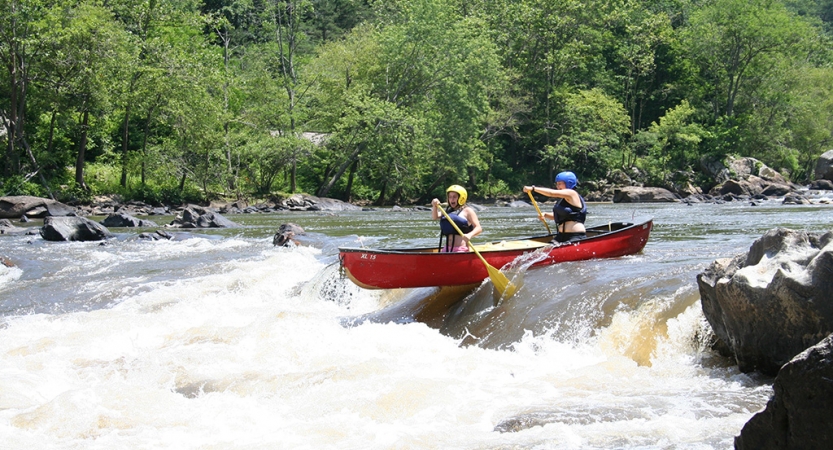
[439,209,474,235]
[553,196,587,226]
[439,206,473,251]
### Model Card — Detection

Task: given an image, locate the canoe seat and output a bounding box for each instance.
[475,240,549,252]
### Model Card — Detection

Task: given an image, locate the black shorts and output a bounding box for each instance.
[553,232,586,243]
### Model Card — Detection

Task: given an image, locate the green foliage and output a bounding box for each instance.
[2,0,833,204]
[0,176,46,197]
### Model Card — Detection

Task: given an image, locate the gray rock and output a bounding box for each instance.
[278,194,361,211]
[0,218,31,235]
[809,179,833,190]
[735,333,833,449]
[814,149,833,181]
[40,216,114,242]
[697,228,833,375]
[273,223,305,246]
[169,205,239,228]
[0,195,76,219]
[612,186,680,203]
[101,212,158,228]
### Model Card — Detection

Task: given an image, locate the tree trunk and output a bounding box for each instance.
[75,110,89,190]
[318,143,364,198]
[344,158,358,202]
[120,103,131,187]
[417,170,450,204]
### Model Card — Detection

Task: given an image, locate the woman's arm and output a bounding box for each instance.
[462,209,482,242]
[524,185,581,205]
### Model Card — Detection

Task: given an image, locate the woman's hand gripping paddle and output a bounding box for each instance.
[527,189,552,234]
[437,206,518,301]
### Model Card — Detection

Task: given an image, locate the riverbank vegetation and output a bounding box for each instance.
[2,0,833,205]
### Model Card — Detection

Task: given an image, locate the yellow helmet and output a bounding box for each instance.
[446,185,467,206]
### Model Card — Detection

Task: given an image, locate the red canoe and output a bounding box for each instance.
[339,219,653,289]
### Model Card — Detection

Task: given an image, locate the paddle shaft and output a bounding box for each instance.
[527,190,552,234]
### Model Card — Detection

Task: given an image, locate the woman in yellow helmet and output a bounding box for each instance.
[431,185,482,252]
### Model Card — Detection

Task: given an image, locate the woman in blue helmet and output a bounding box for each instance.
[431,185,482,252]
[523,171,587,243]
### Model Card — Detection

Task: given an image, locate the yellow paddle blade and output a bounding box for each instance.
[486,264,518,299]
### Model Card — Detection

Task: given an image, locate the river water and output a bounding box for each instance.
[1,197,831,449]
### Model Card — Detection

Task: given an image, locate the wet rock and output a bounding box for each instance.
[138,230,175,241]
[277,194,361,212]
[809,179,833,190]
[273,223,305,246]
[783,194,811,205]
[0,219,31,235]
[0,195,76,219]
[697,228,833,375]
[735,333,833,449]
[168,205,239,228]
[101,212,158,228]
[613,186,680,203]
[40,216,114,242]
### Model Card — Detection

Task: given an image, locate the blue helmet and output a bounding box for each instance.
[555,171,578,189]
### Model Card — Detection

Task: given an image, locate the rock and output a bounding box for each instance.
[0,219,32,235]
[612,186,680,203]
[0,195,76,219]
[760,183,792,197]
[814,149,833,181]
[101,212,158,228]
[809,179,833,190]
[277,194,361,211]
[40,216,114,242]
[273,223,305,246]
[697,228,833,375]
[168,205,239,228]
[700,155,731,185]
[735,333,833,449]
[138,230,175,241]
[783,194,811,205]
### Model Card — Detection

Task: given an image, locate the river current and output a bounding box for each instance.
[1,197,831,449]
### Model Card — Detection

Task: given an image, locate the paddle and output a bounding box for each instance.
[527,189,552,234]
[437,205,518,300]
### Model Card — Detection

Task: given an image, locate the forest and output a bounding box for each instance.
[2,0,833,206]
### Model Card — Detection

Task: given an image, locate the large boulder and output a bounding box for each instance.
[168,205,239,228]
[703,156,794,198]
[0,195,75,219]
[809,179,833,190]
[697,228,833,376]
[814,149,833,181]
[612,186,680,203]
[40,216,114,242]
[735,333,833,449]
[278,194,361,211]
